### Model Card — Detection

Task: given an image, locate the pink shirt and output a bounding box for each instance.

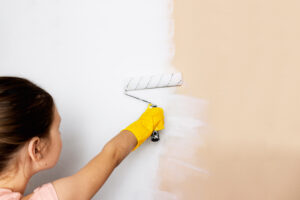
[0,183,58,200]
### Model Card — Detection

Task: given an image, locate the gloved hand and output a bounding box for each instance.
[123,104,164,151]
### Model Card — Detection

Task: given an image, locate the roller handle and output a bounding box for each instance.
[150,104,160,142]
[151,130,160,142]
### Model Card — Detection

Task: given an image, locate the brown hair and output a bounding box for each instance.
[0,76,54,174]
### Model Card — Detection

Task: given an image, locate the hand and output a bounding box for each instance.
[122,104,165,150]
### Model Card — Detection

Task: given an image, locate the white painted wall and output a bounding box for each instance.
[0,0,177,199]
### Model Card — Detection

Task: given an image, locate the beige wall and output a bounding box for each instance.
[159,0,300,199]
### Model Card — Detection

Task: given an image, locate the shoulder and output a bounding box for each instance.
[0,187,21,199]
[22,183,58,200]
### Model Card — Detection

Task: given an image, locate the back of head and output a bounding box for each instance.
[0,76,54,175]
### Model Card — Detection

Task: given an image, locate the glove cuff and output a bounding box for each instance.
[122,120,152,151]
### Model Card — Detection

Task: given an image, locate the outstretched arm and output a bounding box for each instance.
[52,130,136,200]
[51,105,164,200]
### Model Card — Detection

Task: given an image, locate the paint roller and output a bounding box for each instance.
[124,72,183,142]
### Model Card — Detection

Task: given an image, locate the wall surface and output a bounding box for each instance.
[0,1,198,199]
[2,1,297,199]
[170,0,300,200]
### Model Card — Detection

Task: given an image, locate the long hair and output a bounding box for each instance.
[0,76,54,174]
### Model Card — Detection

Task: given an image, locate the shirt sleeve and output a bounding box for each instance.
[29,183,58,200]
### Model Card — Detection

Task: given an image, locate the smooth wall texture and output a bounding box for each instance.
[0,1,190,199]
[170,0,300,199]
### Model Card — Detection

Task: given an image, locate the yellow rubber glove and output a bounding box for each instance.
[123,104,164,151]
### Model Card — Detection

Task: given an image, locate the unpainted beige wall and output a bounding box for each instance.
[159,1,300,199]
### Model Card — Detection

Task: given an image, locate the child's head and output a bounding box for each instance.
[0,77,62,180]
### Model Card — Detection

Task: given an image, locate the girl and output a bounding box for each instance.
[0,76,164,200]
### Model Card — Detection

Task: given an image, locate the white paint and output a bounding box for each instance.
[0,1,207,199]
[161,94,208,172]
[167,158,209,174]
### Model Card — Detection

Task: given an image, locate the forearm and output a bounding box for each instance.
[103,130,137,166]
[73,130,137,199]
